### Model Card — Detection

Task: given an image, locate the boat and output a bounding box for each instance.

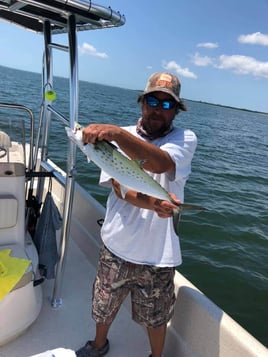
[0,1,267,356]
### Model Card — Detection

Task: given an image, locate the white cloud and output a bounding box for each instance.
[217,55,268,78]
[238,32,268,46]
[197,42,219,49]
[162,60,197,79]
[192,52,213,67]
[78,42,108,58]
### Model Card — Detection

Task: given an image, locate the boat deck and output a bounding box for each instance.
[0,236,150,357]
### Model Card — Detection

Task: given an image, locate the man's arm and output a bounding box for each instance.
[82,123,175,174]
[112,179,179,218]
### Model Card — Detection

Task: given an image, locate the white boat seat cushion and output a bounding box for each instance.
[0,131,11,161]
[0,195,18,229]
[0,131,11,149]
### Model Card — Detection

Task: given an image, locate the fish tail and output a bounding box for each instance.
[172,209,181,236]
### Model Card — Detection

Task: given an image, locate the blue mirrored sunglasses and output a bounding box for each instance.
[145,95,176,110]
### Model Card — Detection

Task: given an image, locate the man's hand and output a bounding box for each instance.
[112,179,123,199]
[82,124,121,143]
[153,193,180,218]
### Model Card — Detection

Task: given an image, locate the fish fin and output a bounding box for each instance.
[172,203,206,236]
[134,159,145,168]
[177,203,206,211]
[104,140,117,149]
[119,184,129,199]
[172,208,181,236]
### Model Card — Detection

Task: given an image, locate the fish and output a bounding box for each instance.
[65,123,206,234]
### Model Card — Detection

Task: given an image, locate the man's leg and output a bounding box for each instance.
[75,322,111,356]
[132,266,175,357]
[91,323,111,348]
[147,324,167,357]
[91,245,130,346]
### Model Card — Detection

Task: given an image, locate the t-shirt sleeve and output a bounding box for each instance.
[161,129,197,182]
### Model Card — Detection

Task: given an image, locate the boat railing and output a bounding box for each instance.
[33,15,79,308]
[0,103,34,171]
[1,16,86,308]
[0,0,125,309]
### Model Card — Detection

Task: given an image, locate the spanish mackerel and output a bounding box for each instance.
[65,124,205,233]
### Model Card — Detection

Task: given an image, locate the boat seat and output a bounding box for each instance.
[0,163,34,295]
[0,195,18,229]
[0,162,25,246]
[0,131,11,161]
[0,162,42,346]
[0,238,42,346]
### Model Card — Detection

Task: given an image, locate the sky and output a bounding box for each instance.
[0,0,268,112]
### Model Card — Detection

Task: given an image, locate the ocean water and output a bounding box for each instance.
[0,65,267,346]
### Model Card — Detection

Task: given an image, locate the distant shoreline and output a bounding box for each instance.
[1,64,267,116]
[187,99,268,116]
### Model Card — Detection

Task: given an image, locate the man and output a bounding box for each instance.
[76,72,197,357]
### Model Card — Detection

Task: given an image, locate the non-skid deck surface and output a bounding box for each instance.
[0,238,150,357]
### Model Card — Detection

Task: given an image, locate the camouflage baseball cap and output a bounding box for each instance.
[143,72,187,111]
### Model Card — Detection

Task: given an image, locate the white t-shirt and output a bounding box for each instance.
[99,125,197,267]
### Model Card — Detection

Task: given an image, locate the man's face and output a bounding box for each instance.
[141,92,177,138]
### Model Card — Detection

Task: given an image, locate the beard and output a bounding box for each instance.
[141,114,173,138]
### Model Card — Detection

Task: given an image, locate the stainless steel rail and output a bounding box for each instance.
[0,103,34,171]
[51,14,78,308]
[33,14,78,307]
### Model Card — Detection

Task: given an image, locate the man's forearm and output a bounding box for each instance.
[113,128,174,174]
[112,179,177,218]
[82,123,175,174]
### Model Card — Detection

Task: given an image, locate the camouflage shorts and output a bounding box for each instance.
[92,244,176,328]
